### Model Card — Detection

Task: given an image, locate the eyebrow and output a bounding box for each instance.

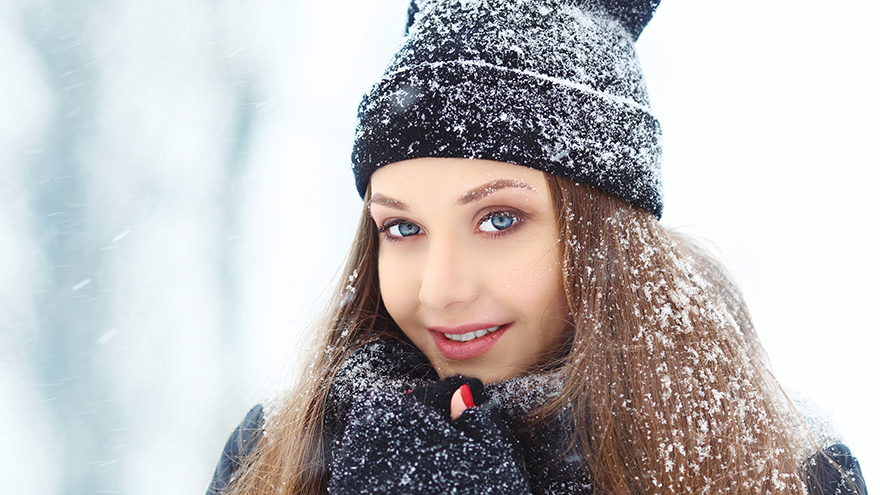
[367,194,410,212]
[459,179,535,204]
[368,179,536,212]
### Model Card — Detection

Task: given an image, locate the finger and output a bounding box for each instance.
[450,384,474,420]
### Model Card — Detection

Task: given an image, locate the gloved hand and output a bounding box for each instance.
[408,375,485,419]
[328,376,531,494]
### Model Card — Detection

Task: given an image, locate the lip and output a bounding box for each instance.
[428,323,511,361]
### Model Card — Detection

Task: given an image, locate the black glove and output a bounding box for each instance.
[329,377,530,494]
[408,375,487,418]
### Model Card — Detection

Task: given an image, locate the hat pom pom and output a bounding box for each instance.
[406,1,660,40]
[591,0,660,40]
[405,0,420,35]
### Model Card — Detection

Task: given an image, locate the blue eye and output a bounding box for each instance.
[387,221,422,237]
[478,212,519,232]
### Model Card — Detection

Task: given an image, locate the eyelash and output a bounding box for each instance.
[377,209,525,242]
[477,210,525,238]
[377,220,422,242]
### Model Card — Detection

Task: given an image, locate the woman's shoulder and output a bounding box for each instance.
[206,404,265,495]
[804,443,868,495]
[788,390,868,494]
[788,389,846,449]
[205,340,430,494]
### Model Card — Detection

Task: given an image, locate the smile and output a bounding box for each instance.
[428,322,511,361]
[444,325,501,342]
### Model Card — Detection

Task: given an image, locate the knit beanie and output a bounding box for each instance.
[352,0,664,218]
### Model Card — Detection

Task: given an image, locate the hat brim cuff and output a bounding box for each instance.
[352,60,663,218]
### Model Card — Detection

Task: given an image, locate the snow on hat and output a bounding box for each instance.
[352,0,664,218]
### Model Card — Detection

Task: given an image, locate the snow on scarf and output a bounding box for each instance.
[208,338,867,494]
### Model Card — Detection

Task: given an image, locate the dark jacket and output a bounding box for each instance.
[207,339,868,494]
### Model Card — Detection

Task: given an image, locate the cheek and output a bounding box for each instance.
[378,252,414,319]
[501,248,565,313]
[515,264,570,350]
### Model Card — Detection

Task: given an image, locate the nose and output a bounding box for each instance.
[418,237,479,312]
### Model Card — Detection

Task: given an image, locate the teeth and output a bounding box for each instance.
[445,325,501,343]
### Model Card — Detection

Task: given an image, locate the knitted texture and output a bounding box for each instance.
[325,339,593,494]
[329,386,531,494]
[206,339,869,495]
[352,0,664,217]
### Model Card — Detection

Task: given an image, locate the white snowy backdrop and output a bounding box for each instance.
[0,0,876,493]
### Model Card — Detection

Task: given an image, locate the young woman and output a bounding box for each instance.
[208,0,867,493]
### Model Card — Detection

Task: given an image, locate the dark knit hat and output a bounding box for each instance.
[352,0,664,218]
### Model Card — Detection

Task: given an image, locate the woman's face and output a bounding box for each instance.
[370,158,570,383]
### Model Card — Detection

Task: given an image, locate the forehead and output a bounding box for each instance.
[369,157,550,199]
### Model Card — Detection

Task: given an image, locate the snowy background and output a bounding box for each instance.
[1,0,876,493]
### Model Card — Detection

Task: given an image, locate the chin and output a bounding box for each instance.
[434,360,520,384]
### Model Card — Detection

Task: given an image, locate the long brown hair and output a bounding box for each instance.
[544,176,807,493]
[229,175,810,494]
